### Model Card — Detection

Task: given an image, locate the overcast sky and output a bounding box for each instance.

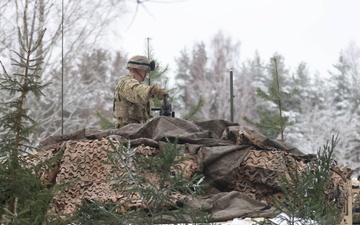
[107,0,360,78]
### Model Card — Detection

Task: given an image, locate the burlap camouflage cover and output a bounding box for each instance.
[27,117,352,222]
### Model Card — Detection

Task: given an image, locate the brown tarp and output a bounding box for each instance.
[32,116,352,221]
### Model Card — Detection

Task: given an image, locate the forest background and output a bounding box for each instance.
[1,0,360,176]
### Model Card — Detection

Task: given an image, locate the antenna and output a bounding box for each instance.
[146,37,151,86]
[61,0,64,135]
[230,69,234,122]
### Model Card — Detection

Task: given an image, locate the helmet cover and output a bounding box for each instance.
[127,55,155,71]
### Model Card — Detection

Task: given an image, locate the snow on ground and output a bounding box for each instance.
[164,213,319,225]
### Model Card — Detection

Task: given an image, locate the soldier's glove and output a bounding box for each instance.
[150,84,167,100]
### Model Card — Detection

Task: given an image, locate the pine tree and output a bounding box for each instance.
[143,37,173,114]
[94,110,114,130]
[272,135,343,225]
[243,54,299,141]
[0,23,53,225]
[181,96,205,121]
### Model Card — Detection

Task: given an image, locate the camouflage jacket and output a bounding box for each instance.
[113,75,154,128]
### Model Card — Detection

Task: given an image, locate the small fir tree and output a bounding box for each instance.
[271,135,343,225]
[181,95,205,121]
[243,54,299,141]
[0,24,53,225]
[94,110,114,130]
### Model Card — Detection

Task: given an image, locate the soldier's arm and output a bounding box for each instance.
[119,77,153,104]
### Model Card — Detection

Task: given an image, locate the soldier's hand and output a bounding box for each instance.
[151,84,167,100]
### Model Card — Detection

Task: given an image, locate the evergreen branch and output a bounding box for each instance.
[182,96,205,121]
[244,54,299,141]
[256,88,279,103]
[0,7,52,223]
[10,50,27,62]
[94,110,114,130]
[98,138,208,224]
[271,135,342,225]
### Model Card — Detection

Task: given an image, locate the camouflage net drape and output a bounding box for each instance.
[25,117,352,221]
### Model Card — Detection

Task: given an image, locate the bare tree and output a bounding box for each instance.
[0,0,131,144]
[1,0,127,76]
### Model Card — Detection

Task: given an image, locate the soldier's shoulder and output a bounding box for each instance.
[120,75,137,83]
[118,75,139,90]
[119,74,131,81]
[128,76,141,84]
[117,75,132,85]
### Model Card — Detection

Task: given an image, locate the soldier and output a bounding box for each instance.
[113,55,167,128]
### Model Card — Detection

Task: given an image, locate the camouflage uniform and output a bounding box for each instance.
[113,55,167,128]
[113,75,154,128]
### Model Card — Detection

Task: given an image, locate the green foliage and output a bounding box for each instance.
[72,138,210,225]
[182,96,206,121]
[144,38,182,119]
[0,25,53,224]
[0,166,53,224]
[144,37,170,92]
[271,135,342,225]
[243,54,299,141]
[94,110,114,130]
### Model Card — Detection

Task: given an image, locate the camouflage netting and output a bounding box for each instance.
[26,117,352,222]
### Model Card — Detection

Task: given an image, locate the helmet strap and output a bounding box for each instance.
[133,69,146,81]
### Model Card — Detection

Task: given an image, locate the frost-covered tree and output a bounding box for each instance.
[237,51,267,123]
[0,0,130,144]
[30,49,127,142]
[174,41,208,120]
[207,31,241,120]
[0,0,127,77]
[173,31,243,121]
[283,62,330,153]
[287,42,360,171]
[327,42,360,173]
[173,48,191,112]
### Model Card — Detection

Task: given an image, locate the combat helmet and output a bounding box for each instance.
[127,55,155,72]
